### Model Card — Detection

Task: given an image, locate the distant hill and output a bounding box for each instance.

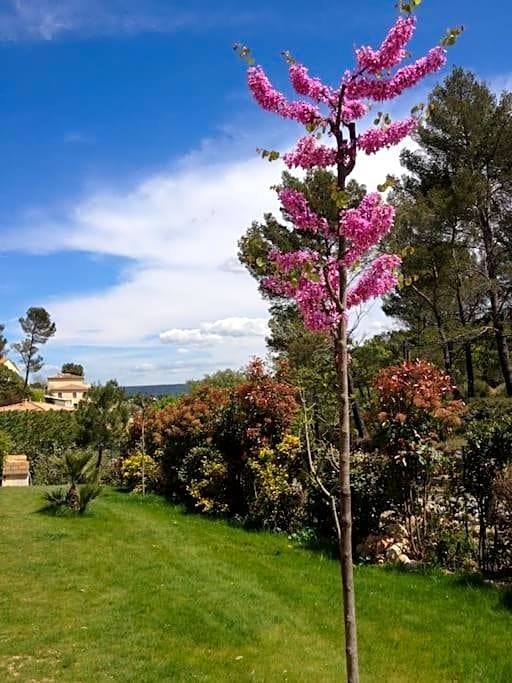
[123,383,189,398]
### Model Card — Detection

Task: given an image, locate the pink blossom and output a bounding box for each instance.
[340,193,395,265]
[347,254,402,308]
[288,63,333,103]
[247,66,322,125]
[347,47,447,101]
[283,135,337,170]
[356,16,417,74]
[358,118,417,154]
[278,188,330,234]
[295,277,340,331]
[342,99,368,122]
[268,248,318,273]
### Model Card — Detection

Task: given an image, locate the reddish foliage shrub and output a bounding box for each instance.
[373,359,465,436]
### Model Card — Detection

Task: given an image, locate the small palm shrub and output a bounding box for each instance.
[42,449,101,514]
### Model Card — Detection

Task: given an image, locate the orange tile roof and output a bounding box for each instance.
[0,401,73,412]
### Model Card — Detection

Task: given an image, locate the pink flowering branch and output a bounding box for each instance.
[278,187,330,234]
[358,118,417,154]
[283,135,337,170]
[347,46,446,101]
[347,254,402,307]
[355,15,417,74]
[247,66,322,125]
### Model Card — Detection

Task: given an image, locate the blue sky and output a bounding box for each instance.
[0,0,509,385]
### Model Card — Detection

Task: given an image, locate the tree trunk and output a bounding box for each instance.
[463,342,475,398]
[454,273,475,397]
[96,445,104,473]
[335,319,359,683]
[489,290,512,396]
[348,371,368,441]
[480,212,512,396]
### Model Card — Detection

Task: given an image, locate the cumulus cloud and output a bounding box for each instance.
[160,317,269,346]
[4,118,412,381]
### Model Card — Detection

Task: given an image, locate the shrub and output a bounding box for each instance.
[121,452,160,493]
[248,434,306,532]
[179,446,230,515]
[371,360,465,559]
[0,428,12,471]
[461,415,512,572]
[0,411,78,483]
[0,364,26,406]
[42,449,101,514]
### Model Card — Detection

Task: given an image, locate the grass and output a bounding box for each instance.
[0,488,510,682]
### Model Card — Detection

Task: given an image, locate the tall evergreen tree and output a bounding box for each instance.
[396,68,512,394]
[12,307,56,389]
[0,324,7,357]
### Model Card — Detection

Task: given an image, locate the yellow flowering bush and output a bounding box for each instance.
[121,452,159,493]
[248,434,305,531]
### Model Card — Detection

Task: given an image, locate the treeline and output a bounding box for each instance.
[384,68,512,397]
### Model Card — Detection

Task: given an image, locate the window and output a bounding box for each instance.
[58,392,62,398]
[73,392,77,398]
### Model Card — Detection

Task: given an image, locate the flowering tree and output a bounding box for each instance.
[237,5,459,680]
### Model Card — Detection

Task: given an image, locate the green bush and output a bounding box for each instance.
[461,415,512,572]
[0,428,12,471]
[0,411,78,483]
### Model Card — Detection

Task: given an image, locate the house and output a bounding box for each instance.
[0,357,21,376]
[0,400,73,412]
[45,373,90,408]
[2,454,30,486]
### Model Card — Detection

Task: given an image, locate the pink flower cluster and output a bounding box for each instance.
[356,16,416,74]
[342,99,368,122]
[358,118,417,154]
[283,135,337,170]
[340,193,395,265]
[264,249,340,331]
[268,248,318,273]
[278,187,329,234]
[347,254,402,307]
[347,47,446,102]
[288,63,333,103]
[247,66,322,125]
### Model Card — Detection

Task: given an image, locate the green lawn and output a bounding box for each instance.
[0,488,510,682]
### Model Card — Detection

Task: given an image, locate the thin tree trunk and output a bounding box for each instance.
[480,212,512,396]
[336,321,359,683]
[348,371,368,440]
[489,290,512,396]
[96,445,104,473]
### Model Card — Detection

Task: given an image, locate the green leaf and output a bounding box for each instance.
[255,257,266,269]
[440,26,465,47]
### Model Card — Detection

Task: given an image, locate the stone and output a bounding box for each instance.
[385,543,403,562]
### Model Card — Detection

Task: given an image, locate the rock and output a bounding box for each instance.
[385,543,403,562]
[383,522,408,541]
[379,510,397,525]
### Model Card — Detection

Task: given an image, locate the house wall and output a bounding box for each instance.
[47,389,87,408]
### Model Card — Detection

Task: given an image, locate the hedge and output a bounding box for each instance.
[0,411,78,483]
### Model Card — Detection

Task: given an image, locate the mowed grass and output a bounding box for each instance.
[0,488,511,682]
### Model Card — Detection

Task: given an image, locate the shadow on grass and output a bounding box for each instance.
[499,588,512,612]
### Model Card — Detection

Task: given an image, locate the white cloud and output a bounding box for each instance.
[0,0,265,41]
[202,317,269,338]
[160,329,222,346]
[160,317,269,347]
[4,119,413,381]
